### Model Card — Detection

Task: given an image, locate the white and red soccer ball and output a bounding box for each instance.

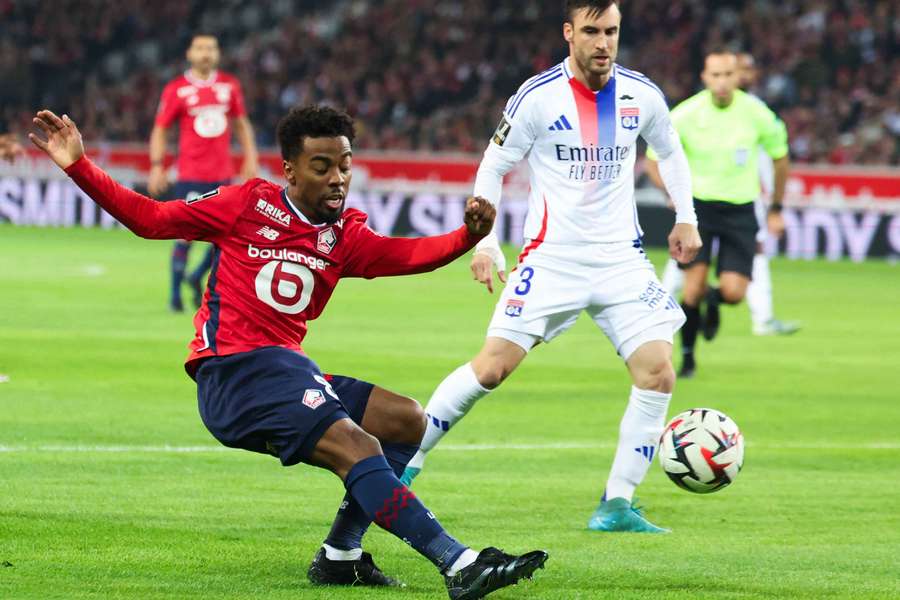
[658,408,744,493]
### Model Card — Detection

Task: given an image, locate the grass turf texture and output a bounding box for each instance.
[1,225,898,600]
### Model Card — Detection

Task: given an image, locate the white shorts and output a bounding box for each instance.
[486,241,686,361]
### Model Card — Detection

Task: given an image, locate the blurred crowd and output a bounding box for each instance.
[1,0,898,164]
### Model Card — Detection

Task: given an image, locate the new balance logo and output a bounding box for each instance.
[548,114,573,131]
[634,445,656,461]
[256,226,280,241]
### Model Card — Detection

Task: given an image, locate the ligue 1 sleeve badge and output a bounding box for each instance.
[316,227,337,254]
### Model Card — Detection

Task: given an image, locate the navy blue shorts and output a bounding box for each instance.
[169,180,229,203]
[195,347,375,466]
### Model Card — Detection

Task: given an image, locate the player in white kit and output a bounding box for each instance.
[659,52,800,336]
[402,0,702,533]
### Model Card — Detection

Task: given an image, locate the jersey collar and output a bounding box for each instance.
[565,58,616,98]
[184,69,219,88]
[281,188,311,224]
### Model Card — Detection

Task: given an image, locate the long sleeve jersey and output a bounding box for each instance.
[65,157,482,375]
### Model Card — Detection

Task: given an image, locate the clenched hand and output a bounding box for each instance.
[668,222,702,264]
[463,196,496,238]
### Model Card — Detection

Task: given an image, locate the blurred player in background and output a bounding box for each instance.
[404,0,701,533]
[0,134,24,162]
[658,52,799,337]
[0,115,24,162]
[646,49,790,378]
[31,106,547,599]
[148,34,259,312]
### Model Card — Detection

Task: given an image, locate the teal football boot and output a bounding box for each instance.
[399,466,420,487]
[587,497,670,533]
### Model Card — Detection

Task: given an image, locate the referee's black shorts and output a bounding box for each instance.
[681,199,759,278]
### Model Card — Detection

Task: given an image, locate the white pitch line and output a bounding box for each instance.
[0,441,898,453]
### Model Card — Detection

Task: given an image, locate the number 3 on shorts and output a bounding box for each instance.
[514,267,535,296]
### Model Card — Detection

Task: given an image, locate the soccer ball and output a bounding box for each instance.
[658,408,744,493]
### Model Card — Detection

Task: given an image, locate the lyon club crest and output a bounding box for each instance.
[317,227,337,254]
[620,106,640,130]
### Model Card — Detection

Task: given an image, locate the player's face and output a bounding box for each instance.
[702,53,739,106]
[287,136,353,225]
[187,36,220,73]
[736,54,757,90]
[564,5,621,82]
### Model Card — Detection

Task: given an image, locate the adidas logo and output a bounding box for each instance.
[548,114,573,131]
[427,413,449,432]
[634,445,656,461]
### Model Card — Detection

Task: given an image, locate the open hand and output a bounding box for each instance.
[28,110,84,169]
[668,222,702,264]
[471,248,507,294]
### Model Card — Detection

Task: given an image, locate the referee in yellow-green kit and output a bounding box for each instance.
[646,48,789,378]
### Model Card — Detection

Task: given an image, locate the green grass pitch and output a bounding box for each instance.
[1,225,898,599]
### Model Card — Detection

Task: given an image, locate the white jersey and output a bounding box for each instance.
[475,58,686,250]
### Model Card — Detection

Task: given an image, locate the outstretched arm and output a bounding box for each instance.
[344,197,496,278]
[30,110,239,240]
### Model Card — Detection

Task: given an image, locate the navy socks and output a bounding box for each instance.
[343,455,467,571]
[323,442,419,552]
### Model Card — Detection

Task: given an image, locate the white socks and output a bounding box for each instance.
[747,253,773,327]
[445,548,479,576]
[322,543,362,561]
[661,257,684,296]
[605,386,672,502]
[407,363,490,470]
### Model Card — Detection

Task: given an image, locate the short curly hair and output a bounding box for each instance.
[276,105,356,161]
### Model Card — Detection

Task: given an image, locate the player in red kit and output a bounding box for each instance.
[149,34,259,312]
[30,106,548,599]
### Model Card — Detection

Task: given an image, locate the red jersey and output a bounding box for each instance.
[154,70,247,182]
[65,157,482,375]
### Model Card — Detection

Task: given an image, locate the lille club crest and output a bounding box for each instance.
[317,227,337,254]
[620,106,640,130]
[303,389,326,410]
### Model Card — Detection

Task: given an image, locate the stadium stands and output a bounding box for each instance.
[1,0,897,163]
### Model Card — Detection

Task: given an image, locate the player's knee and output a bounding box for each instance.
[472,362,510,389]
[720,285,745,304]
[390,396,426,445]
[634,359,675,393]
[341,421,383,461]
[472,346,522,389]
